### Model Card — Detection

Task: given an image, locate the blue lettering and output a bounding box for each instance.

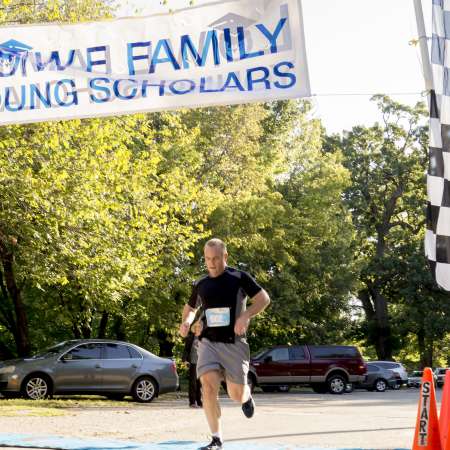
[180,31,220,69]
[169,79,196,95]
[141,79,166,97]
[87,46,108,72]
[5,86,26,111]
[150,39,180,74]
[54,79,78,107]
[238,27,264,60]
[200,77,222,93]
[30,83,51,109]
[113,79,138,100]
[274,61,296,89]
[127,42,151,76]
[256,18,287,54]
[34,50,76,71]
[220,72,244,92]
[247,66,270,91]
[89,77,111,103]
[223,28,234,62]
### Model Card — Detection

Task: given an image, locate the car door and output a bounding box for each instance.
[288,346,310,382]
[365,363,381,387]
[53,343,103,391]
[101,343,142,391]
[254,347,291,384]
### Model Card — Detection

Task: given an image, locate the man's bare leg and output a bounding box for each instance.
[225,378,250,403]
[226,378,255,418]
[200,371,223,436]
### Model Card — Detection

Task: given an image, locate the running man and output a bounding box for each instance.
[179,238,271,450]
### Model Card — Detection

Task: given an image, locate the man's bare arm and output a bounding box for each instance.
[234,289,270,335]
[179,304,198,337]
[244,289,271,318]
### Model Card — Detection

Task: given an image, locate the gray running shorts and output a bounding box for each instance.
[196,338,250,385]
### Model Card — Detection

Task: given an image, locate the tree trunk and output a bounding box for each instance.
[359,286,393,360]
[0,270,17,336]
[81,322,91,339]
[417,329,433,368]
[425,339,434,368]
[72,316,91,339]
[72,325,82,339]
[372,289,392,360]
[0,340,15,360]
[113,316,126,341]
[97,311,109,338]
[0,243,30,357]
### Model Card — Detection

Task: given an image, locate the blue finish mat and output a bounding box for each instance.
[0,434,410,450]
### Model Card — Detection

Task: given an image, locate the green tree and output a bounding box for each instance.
[204,101,356,348]
[328,95,430,360]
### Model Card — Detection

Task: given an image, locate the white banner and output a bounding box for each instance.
[0,0,310,125]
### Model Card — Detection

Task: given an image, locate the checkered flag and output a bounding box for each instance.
[425,0,450,290]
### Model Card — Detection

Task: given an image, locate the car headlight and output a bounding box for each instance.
[0,366,16,374]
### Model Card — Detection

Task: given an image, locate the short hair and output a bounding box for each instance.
[204,238,227,254]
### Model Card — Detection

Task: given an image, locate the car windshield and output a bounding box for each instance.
[252,348,268,359]
[411,371,423,377]
[439,369,447,375]
[31,341,76,358]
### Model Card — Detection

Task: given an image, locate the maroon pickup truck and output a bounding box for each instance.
[248,344,367,395]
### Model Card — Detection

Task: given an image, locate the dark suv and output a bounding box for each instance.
[249,345,367,395]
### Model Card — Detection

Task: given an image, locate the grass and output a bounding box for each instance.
[0,391,189,416]
[0,375,190,416]
[0,405,67,417]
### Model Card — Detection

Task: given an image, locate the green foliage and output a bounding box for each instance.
[329,95,450,363]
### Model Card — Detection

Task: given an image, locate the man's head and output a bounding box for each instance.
[204,238,228,278]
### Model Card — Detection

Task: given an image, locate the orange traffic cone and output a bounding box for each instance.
[412,367,442,450]
[440,370,450,449]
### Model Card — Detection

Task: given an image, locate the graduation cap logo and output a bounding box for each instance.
[208,13,257,31]
[0,39,33,68]
[207,13,258,58]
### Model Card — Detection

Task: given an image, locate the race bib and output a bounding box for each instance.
[205,307,231,327]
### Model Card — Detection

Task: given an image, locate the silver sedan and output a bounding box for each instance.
[0,339,178,402]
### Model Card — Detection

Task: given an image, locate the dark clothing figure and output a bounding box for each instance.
[182,331,202,407]
[188,267,262,343]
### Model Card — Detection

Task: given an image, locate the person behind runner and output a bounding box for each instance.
[179,238,271,450]
[182,324,203,408]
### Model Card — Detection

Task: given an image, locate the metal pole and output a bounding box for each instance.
[413,0,434,91]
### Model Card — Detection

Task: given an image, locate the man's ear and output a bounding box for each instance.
[224,252,228,262]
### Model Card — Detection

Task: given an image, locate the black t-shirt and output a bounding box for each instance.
[188,267,262,343]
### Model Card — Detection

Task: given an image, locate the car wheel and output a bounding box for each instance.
[277,385,290,393]
[374,378,387,392]
[261,386,278,393]
[105,394,125,401]
[132,377,158,403]
[327,374,346,395]
[312,383,328,394]
[22,374,51,400]
[345,383,354,393]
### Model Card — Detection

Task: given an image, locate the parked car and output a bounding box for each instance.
[433,368,449,388]
[369,361,408,388]
[352,363,398,392]
[407,370,423,388]
[0,339,178,402]
[249,345,367,395]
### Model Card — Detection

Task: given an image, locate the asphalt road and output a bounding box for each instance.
[0,387,432,449]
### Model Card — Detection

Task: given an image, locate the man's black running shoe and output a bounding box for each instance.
[199,436,223,450]
[242,396,255,418]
